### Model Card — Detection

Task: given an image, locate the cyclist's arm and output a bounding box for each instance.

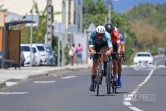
[117,42,121,54]
[121,42,125,55]
[106,32,113,52]
[89,32,95,52]
[116,33,121,54]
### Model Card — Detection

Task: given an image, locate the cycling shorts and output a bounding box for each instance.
[111,43,118,60]
[93,42,108,60]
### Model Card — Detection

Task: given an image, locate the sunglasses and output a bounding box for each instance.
[96,33,104,36]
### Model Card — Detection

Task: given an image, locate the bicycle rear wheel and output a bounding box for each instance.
[106,77,111,94]
[106,63,111,94]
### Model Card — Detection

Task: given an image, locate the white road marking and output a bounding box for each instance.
[158,65,166,68]
[0,92,28,95]
[123,67,157,111]
[6,82,18,86]
[129,107,143,111]
[123,102,132,106]
[33,81,56,83]
[61,76,76,79]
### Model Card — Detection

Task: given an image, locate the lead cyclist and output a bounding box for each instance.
[89,26,113,92]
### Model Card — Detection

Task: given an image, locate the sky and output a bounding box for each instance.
[105,0,166,13]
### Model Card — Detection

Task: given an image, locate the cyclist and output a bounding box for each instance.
[105,23,121,87]
[114,27,126,88]
[89,26,113,92]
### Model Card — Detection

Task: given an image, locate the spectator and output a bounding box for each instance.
[76,43,83,64]
[68,44,76,66]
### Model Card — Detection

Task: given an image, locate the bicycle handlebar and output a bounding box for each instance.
[89,51,117,54]
[90,52,118,59]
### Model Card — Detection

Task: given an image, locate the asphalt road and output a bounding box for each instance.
[0,56,165,111]
[155,56,166,66]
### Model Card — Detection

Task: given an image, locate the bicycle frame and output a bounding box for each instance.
[90,51,117,95]
[107,52,118,93]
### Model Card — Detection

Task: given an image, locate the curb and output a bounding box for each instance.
[66,66,91,71]
[27,65,91,80]
[0,82,7,89]
[27,72,48,79]
[0,65,91,89]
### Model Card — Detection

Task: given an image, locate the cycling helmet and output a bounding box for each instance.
[114,27,118,31]
[96,26,105,39]
[105,23,114,32]
[96,26,105,34]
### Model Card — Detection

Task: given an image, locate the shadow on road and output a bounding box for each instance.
[91,93,117,97]
[115,91,129,95]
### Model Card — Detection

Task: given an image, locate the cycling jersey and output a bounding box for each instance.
[110,30,120,45]
[89,31,112,48]
[119,32,125,45]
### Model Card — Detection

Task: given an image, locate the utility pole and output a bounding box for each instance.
[85,5,89,29]
[80,0,83,33]
[62,0,66,66]
[75,0,78,31]
[46,0,53,46]
[68,0,71,25]
[30,0,34,67]
[107,0,112,23]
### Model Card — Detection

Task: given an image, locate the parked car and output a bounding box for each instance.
[133,52,154,65]
[45,44,55,66]
[20,44,36,66]
[20,50,25,66]
[33,43,49,65]
[32,46,41,66]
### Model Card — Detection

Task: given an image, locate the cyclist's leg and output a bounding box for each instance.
[117,58,122,88]
[112,43,118,86]
[89,43,100,91]
[90,59,98,91]
[101,42,108,76]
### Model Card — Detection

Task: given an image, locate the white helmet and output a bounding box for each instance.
[96,26,105,34]
[114,27,118,31]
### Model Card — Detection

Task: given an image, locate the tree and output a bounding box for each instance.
[124,3,166,54]
[21,2,61,45]
[82,0,108,29]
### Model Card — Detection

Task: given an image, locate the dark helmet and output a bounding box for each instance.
[105,23,114,32]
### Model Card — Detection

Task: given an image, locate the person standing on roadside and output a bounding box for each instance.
[70,44,76,65]
[76,43,83,64]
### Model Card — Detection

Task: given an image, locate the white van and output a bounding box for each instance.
[32,43,49,65]
[20,44,36,66]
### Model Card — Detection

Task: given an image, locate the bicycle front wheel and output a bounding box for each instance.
[96,73,100,96]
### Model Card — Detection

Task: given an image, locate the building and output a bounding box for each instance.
[0,0,75,28]
[5,11,23,22]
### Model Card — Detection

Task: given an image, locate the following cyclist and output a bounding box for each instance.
[89,26,113,92]
[105,23,122,87]
[114,27,126,88]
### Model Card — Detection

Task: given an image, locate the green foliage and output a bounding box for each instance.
[65,48,70,65]
[125,2,166,31]
[123,32,138,65]
[21,3,47,44]
[83,0,108,29]
[124,2,166,55]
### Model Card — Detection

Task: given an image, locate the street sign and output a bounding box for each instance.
[54,23,65,34]
[25,13,39,27]
[68,25,78,33]
[87,23,96,33]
